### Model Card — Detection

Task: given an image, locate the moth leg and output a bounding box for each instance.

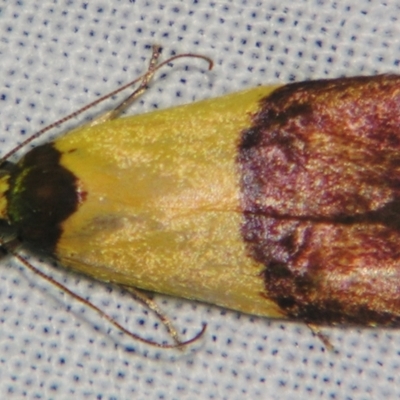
[120,285,182,346]
[89,45,212,126]
[89,45,162,126]
[307,323,334,351]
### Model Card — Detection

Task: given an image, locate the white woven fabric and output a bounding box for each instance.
[0,0,399,399]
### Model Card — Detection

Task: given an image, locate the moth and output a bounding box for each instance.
[2,46,399,347]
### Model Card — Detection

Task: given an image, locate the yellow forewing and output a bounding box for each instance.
[54,86,285,318]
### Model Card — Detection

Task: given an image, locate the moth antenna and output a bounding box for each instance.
[0,46,213,162]
[3,240,206,349]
